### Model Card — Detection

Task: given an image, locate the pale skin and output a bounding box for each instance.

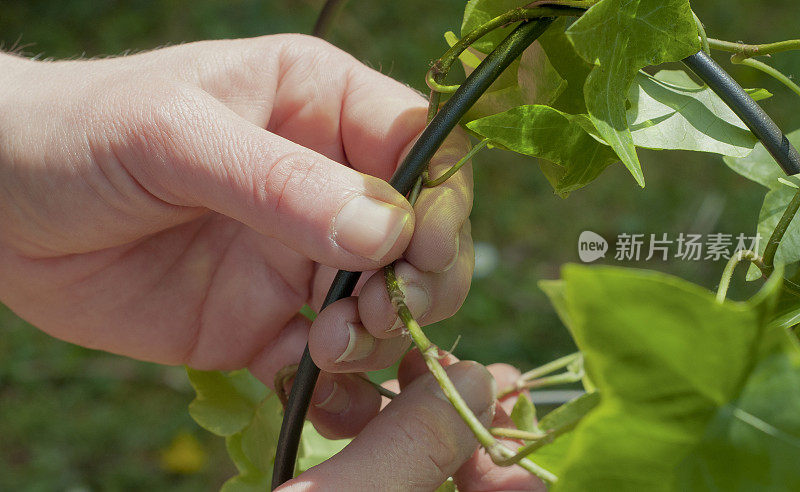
[0,34,541,489]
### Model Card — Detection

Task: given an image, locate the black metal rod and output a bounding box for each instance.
[271,18,556,488]
[683,50,800,176]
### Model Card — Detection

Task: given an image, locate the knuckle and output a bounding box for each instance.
[263,151,322,222]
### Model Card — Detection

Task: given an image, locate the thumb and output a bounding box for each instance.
[131,87,414,270]
[281,361,496,491]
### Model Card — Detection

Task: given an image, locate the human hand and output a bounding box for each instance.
[279,351,545,491]
[0,35,473,436]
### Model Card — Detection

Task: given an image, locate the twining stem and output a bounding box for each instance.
[708,38,800,58]
[426,5,586,95]
[491,427,547,441]
[495,425,571,467]
[522,371,584,390]
[425,139,490,187]
[498,352,581,399]
[359,375,398,399]
[763,188,800,274]
[716,250,764,302]
[384,265,558,483]
[274,364,299,406]
[730,54,800,99]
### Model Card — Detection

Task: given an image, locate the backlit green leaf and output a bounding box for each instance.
[297,421,350,472]
[538,18,593,115]
[678,329,800,490]
[466,105,620,193]
[724,129,800,190]
[186,368,269,437]
[566,0,700,186]
[551,265,766,491]
[753,186,800,273]
[445,31,565,122]
[723,129,800,280]
[628,70,758,156]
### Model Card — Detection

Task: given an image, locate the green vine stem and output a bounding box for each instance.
[490,427,547,441]
[425,139,490,187]
[494,424,573,467]
[708,38,800,58]
[716,250,764,302]
[763,188,800,274]
[521,370,585,391]
[425,3,586,120]
[497,352,581,399]
[730,54,800,99]
[384,265,558,484]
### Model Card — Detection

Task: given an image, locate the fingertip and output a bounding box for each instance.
[308,372,381,439]
[332,190,415,266]
[357,266,432,339]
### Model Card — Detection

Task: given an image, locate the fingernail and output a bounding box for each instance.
[314,378,351,414]
[432,362,495,416]
[334,195,410,261]
[388,284,432,333]
[335,322,376,363]
[433,234,460,273]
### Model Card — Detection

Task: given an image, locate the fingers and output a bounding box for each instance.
[118,84,414,271]
[263,35,474,276]
[309,297,411,373]
[306,371,382,440]
[396,350,544,492]
[453,405,546,492]
[147,34,473,275]
[281,361,496,491]
[356,225,474,339]
[247,315,381,439]
[404,130,475,273]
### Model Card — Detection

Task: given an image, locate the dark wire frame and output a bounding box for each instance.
[272,11,800,490]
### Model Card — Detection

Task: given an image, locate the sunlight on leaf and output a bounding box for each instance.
[548,265,774,491]
[565,0,700,186]
[628,70,758,156]
[466,105,620,193]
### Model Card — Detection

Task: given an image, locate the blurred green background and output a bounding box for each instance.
[1,0,799,489]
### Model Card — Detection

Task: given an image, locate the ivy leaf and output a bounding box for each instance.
[510,393,537,432]
[445,31,565,122]
[724,129,800,190]
[538,18,594,115]
[628,70,759,156]
[297,422,349,472]
[678,329,800,490]
[551,265,769,491]
[219,394,283,491]
[186,368,269,437]
[752,186,800,275]
[566,0,700,186]
[723,130,800,280]
[466,105,620,193]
